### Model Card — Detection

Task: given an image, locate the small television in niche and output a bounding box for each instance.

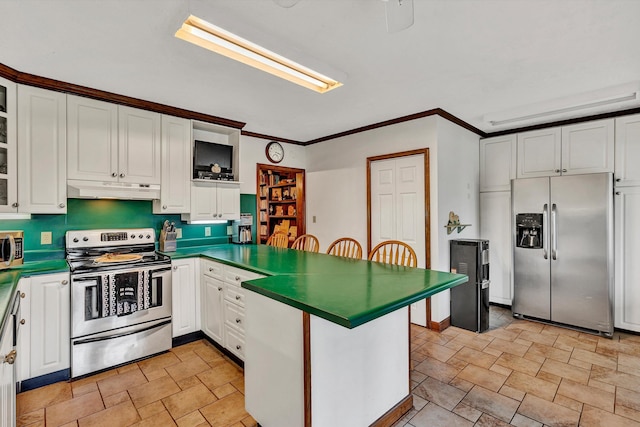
[193,140,233,179]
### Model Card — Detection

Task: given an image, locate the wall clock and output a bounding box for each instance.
[266,141,285,163]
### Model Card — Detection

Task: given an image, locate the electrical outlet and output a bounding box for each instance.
[226,226,233,236]
[41,231,52,245]
[176,228,182,239]
[205,227,211,237]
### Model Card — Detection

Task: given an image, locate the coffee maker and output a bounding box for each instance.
[232,213,253,244]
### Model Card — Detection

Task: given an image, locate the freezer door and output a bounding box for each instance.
[550,173,613,334]
[512,177,551,320]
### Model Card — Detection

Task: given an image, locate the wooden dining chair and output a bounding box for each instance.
[266,232,289,248]
[368,240,417,267]
[291,234,320,253]
[326,237,363,259]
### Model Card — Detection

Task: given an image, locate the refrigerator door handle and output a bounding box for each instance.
[543,204,549,259]
[551,203,558,260]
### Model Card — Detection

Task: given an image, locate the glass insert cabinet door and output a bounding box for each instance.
[0,76,17,212]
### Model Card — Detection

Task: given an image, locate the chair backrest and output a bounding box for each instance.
[291,234,320,253]
[326,237,363,259]
[368,240,417,267]
[266,232,289,248]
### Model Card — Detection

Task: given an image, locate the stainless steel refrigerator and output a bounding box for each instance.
[512,173,614,336]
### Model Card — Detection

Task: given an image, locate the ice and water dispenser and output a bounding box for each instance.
[516,213,543,249]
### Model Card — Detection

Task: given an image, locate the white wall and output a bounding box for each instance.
[305,116,480,323]
[239,135,307,194]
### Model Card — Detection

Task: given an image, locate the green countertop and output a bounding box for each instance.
[0,260,70,334]
[166,244,468,329]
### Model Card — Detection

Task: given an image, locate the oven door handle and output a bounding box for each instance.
[72,319,171,345]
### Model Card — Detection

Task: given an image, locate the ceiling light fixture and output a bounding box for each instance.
[175,15,342,94]
[484,82,640,127]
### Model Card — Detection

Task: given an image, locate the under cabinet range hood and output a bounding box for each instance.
[67,180,160,200]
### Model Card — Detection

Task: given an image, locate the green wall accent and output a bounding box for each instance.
[0,197,263,261]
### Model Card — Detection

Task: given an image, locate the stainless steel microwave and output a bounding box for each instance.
[0,231,24,269]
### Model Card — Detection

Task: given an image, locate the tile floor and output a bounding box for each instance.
[16,306,640,427]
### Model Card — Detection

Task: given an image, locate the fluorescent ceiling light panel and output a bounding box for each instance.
[175,15,342,94]
[484,82,640,127]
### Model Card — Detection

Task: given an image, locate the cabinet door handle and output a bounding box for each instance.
[236,318,241,323]
[235,276,240,281]
[20,292,25,298]
[11,202,18,208]
[236,345,241,350]
[119,173,125,178]
[3,350,17,365]
[554,169,560,173]
[235,295,241,300]
[162,205,167,210]
[173,265,178,271]
[20,319,25,325]
[616,178,621,182]
[562,169,567,173]
[218,287,222,291]
[616,191,621,195]
[209,267,214,272]
[59,203,66,208]
[61,279,68,285]
[112,172,117,177]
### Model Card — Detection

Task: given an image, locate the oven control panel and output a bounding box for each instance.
[66,228,156,248]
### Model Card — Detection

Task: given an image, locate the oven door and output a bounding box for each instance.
[71,265,172,338]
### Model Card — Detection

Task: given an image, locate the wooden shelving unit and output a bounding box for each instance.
[257,164,306,246]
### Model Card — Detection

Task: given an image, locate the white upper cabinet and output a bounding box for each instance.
[153,115,191,213]
[67,95,118,182]
[17,85,67,213]
[480,135,516,192]
[0,76,17,213]
[67,95,160,184]
[615,113,640,186]
[182,181,240,222]
[561,119,614,175]
[517,128,562,178]
[516,120,614,179]
[117,106,161,185]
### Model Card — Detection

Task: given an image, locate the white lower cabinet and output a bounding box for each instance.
[201,260,225,344]
[615,186,640,332]
[480,191,513,305]
[171,258,200,338]
[28,273,70,378]
[1,308,15,427]
[200,259,263,361]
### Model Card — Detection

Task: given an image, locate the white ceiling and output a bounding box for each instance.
[2,0,639,142]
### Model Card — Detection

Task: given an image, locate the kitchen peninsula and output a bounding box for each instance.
[168,244,467,427]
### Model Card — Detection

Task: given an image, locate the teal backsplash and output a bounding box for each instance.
[0,194,257,260]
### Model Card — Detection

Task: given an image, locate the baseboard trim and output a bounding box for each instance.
[172,331,206,347]
[370,394,413,427]
[19,369,70,392]
[429,316,451,332]
[489,302,512,310]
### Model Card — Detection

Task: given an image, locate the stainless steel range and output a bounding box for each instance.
[66,228,172,378]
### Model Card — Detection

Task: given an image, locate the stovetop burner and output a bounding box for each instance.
[66,228,170,273]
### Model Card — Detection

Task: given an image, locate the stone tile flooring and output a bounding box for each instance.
[16,306,640,426]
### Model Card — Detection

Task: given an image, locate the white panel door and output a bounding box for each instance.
[615,114,640,186]
[480,135,516,192]
[17,85,67,213]
[154,115,191,213]
[370,154,426,326]
[0,76,17,213]
[217,183,240,220]
[190,183,217,221]
[615,186,640,332]
[118,106,161,185]
[0,312,15,427]
[561,119,614,175]
[201,274,224,343]
[67,95,118,182]
[517,128,562,178]
[480,191,513,305]
[29,273,70,378]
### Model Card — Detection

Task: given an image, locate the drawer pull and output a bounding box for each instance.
[236,318,241,323]
[20,319,25,325]
[209,267,214,272]
[235,295,241,300]
[61,280,68,285]
[235,276,241,281]
[173,266,178,271]
[20,292,25,298]
[218,287,222,291]
[236,345,241,350]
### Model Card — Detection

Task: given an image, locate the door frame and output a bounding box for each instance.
[366,148,432,327]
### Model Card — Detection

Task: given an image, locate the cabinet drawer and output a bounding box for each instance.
[224,284,245,307]
[224,301,245,333]
[202,259,224,280]
[225,327,245,360]
[224,265,263,287]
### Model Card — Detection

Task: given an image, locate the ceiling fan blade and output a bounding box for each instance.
[384,0,414,33]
